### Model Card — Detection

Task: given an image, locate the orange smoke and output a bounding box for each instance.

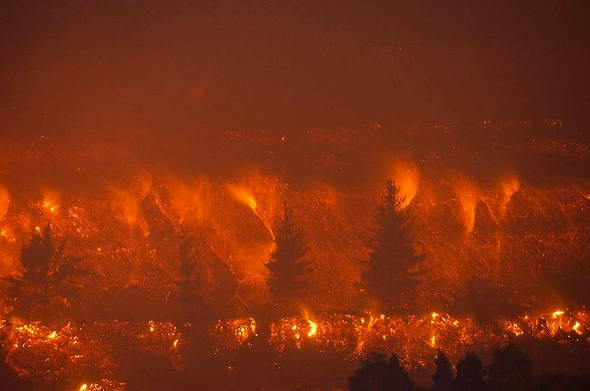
[227,184,257,211]
[40,189,61,217]
[163,178,211,225]
[453,178,480,234]
[391,161,420,209]
[499,175,520,220]
[110,169,152,228]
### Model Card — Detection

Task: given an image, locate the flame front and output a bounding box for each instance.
[391,161,420,209]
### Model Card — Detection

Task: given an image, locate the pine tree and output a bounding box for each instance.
[348,352,414,391]
[455,352,485,391]
[265,204,309,314]
[6,224,88,325]
[432,350,454,391]
[362,180,425,314]
[488,344,533,388]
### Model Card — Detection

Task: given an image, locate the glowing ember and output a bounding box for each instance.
[307,320,318,337]
[552,310,565,318]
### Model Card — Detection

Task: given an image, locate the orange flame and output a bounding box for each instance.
[110,170,152,227]
[499,175,520,220]
[227,184,257,211]
[453,178,480,234]
[0,186,9,222]
[391,161,420,209]
[226,183,275,240]
[40,189,60,217]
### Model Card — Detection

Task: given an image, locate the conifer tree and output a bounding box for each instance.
[456,352,485,391]
[488,344,533,388]
[432,350,454,391]
[348,352,414,391]
[362,180,425,314]
[7,224,88,325]
[265,204,309,314]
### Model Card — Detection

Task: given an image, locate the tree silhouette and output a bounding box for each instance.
[348,352,414,391]
[6,225,88,325]
[455,352,485,391]
[362,180,425,314]
[432,350,454,391]
[265,204,309,314]
[488,344,533,389]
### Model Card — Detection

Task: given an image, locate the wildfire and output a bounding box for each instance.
[453,178,480,234]
[499,175,520,220]
[391,160,420,209]
[226,183,276,240]
[573,322,582,334]
[0,186,9,222]
[307,320,318,337]
[227,184,258,211]
[552,310,565,318]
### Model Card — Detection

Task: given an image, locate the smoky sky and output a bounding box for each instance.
[1,0,590,138]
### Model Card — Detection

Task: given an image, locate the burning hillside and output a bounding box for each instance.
[0,121,589,390]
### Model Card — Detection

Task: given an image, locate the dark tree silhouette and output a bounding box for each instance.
[362,180,425,314]
[432,350,454,391]
[348,352,414,391]
[488,344,533,389]
[455,352,485,391]
[6,225,88,325]
[265,204,309,314]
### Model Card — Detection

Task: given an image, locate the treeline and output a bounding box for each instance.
[2,180,429,326]
[350,344,590,391]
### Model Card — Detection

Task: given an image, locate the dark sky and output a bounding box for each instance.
[1,0,590,137]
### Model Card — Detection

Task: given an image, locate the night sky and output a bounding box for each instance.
[2,0,590,138]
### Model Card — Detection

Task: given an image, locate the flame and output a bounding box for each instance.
[499,175,520,220]
[79,384,88,391]
[391,160,420,209]
[0,186,9,222]
[507,323,524,336]
[227,184,257,211]
[165,178,210,224]
[573,322,581,334]
[226,183,275,240]
[453,178,480,234]
[110,169,152,227]
[429,335,437,347]
[40,189,61,217]
[552,310,565,318]
[307,320,318,337]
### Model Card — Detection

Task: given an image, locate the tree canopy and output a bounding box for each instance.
[362,179,425,314]
[265,204,309,314]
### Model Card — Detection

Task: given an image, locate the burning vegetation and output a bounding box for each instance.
[0,121,589,390]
